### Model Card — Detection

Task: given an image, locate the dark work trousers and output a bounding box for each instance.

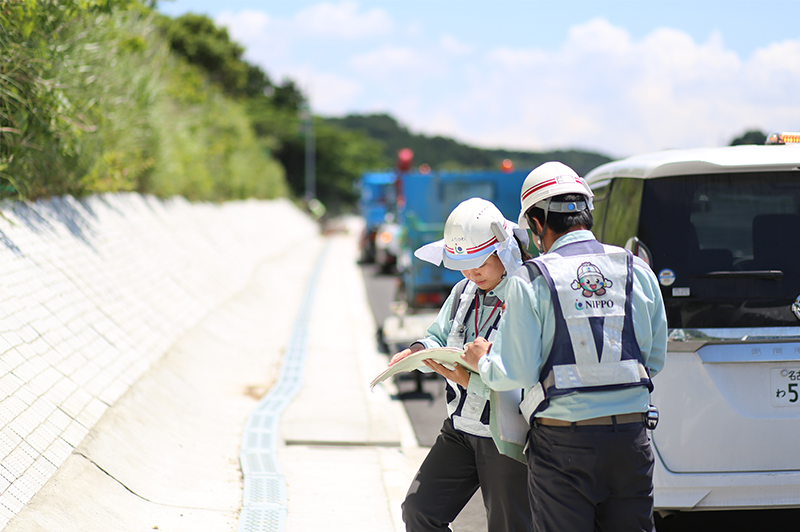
[526,421,655,532]
[402,418,532,532]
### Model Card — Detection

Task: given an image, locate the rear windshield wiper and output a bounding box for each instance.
[690,270,784,281]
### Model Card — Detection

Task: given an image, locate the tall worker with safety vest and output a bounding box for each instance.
[462,162,668,532]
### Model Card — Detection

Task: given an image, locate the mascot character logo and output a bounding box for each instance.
[570,262,612,297]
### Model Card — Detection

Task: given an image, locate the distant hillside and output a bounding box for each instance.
[323,113,613,176]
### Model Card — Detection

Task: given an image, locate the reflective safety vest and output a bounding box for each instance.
[444,278,503,437]
[519,239,652,423]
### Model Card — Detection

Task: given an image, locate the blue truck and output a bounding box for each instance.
[397,168,536,310]
[380,167,537,387]
[356,171,398,264]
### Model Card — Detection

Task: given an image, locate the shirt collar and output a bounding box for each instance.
[482,275,509,300]
[549,229,596,253]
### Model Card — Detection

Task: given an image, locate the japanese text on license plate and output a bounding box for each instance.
[772,368,800,406]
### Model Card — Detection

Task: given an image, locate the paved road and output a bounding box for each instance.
[360,263,488,532]
[358,261,800,531]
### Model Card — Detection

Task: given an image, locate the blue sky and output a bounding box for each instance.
[157,0,800,158]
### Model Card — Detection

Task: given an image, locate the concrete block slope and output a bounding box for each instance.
[0,193,318,529]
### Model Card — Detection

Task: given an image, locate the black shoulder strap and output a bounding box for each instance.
[449,278,472,322]
[520,260,542,283]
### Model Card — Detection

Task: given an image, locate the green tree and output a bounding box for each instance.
[155,12,306,107]
[144,58,287,201]
[155,11,383,213]
[0,1,288,201]
[277,118,384,213]
[730,130,767,146]
[326,113,612,176]
[156,13,249,95]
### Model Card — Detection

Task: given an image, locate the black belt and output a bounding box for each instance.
[535,413,644,427]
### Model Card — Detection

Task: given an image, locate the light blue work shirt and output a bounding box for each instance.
[478,230,668,421]
[414,277,510,435]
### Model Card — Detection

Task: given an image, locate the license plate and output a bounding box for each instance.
[771,368,800,406]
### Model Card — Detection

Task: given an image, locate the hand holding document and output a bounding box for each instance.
[370,347,477,390]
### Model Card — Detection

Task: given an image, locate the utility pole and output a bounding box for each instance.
[302,103,316,201]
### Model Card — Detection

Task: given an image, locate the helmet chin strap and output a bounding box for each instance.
[529,198,551,253]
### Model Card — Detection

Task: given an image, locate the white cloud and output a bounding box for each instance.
[564,17,632,57]
[295,70,364,114]
[216,9,271,44]
[751,38,800,76]
[214,5,800,158]
[351,46,418,75]
[216,9,292,68]
[443,18,800,157]
[440,34,472,56]
[746,38,800,100]
[484,47,548,69]
[216,2,398,117]
[350,45,447,82]
[293,0,393,39]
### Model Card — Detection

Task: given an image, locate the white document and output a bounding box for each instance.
[370,347,478,390]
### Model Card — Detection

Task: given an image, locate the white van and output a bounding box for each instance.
[584,133,800,514]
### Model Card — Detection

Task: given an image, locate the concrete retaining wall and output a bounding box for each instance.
[0,193,317,528]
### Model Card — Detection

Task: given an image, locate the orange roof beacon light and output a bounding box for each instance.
[766,132,800,145]
[500,158,514,173]
[395,148,413,208]
[419,163,431,174]
[378,229,394,245]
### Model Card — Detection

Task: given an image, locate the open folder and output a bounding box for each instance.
[370,347,477,390]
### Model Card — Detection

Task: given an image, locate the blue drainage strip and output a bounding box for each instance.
[237,242,329,532]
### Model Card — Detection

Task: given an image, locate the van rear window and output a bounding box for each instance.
[636,171,800,327]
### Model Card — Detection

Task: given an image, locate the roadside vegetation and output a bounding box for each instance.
[325,113,614,177]
[0,0,384,212]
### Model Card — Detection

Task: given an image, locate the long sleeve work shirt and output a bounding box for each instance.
[478,230,668,421]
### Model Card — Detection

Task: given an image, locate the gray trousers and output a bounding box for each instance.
[402,418,532,532]
[527,421,655,532]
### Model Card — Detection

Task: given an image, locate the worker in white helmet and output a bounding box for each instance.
[462,162,668,532]
[388,197,533,532]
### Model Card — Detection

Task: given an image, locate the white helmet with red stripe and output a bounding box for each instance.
[518,161,593,229]
[414,197,528,272]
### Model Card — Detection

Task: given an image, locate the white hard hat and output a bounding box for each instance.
[518,162,593,229]
[414,197,529,272]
